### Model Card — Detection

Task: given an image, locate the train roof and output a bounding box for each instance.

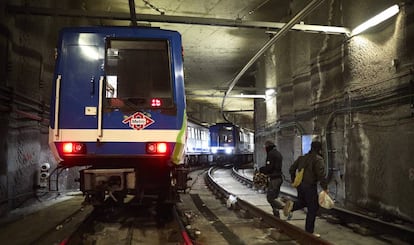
[58,26,181,38]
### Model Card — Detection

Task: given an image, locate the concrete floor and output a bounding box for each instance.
[0,193,91,245]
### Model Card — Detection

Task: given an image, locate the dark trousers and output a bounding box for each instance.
[267,177,284,214]
[292,183,319,233]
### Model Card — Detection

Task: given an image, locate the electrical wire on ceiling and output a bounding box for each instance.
[221,0,327,123]
[129,0,138,26]
[142,0,165,15]
[238,0,271,20]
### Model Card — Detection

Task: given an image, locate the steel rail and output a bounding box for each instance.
[231,167,414,243]
[236,198,333,245]
[206,167,333,245]
[173,205,194,245]
[64,207,99,245]
[27,206,90,245]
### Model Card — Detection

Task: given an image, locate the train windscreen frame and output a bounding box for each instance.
[219,125,234,144]
[104,38,174,111]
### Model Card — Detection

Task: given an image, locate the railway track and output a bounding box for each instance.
[63,204,193,245]
[205,167,332,245]
[230,167,414,244]
[27,205,91,245]
[14,166,411,245]
[178,168,284,244]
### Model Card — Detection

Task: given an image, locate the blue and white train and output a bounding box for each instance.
[185,120,211,165]
[49,26,187,207]
[209,123,254,167]
[185,121,254,167]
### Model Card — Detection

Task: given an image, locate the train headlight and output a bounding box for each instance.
[62,142,86,154]
[225,147,233,154]
[146,142,168,154]
[157,143,167,153]
[63,143,73,153]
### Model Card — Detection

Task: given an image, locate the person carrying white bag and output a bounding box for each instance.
[319,189,334,209]
[283,141,329,237]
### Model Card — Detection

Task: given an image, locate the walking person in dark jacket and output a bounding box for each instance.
[259,140,284,217]
[283,141,328,237]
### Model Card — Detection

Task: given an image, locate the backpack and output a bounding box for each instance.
[291,168,304,187]
[291,155,313,187]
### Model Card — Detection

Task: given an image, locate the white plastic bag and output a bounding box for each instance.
[226,195,237,209]
[318,191,334,209]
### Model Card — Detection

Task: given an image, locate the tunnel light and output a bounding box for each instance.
[265,89,275,96]
[186,93,266,99]
[265,24,350,36]
[235,94,266,99]
[351,4,400,36]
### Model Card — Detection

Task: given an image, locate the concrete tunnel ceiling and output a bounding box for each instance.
[6,0,356,127]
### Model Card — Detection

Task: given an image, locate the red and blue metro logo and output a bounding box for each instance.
[122,112,155,130]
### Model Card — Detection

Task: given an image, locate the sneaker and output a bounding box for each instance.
[313,233,321,238]
[273,210,280,218]
[283,200,293,217]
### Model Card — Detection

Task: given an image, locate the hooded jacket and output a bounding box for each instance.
[289,151,327,190]
[259,144,283,179]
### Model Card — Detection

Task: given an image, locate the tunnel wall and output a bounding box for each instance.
[254,0,414,223]
[0,1,84,215]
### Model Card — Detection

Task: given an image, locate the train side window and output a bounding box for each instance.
[187,127,191,139]
[106,75,117,98]
[196,129,200,140]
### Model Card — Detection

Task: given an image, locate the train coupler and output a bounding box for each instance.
[80,168,136,191]
[174,167,189,192]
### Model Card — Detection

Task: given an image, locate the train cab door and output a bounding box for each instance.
[56,42,103,138]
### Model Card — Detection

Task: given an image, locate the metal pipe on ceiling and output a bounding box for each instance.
[128,0,138,26]
[6,5,349,34]
[221,0,327,122]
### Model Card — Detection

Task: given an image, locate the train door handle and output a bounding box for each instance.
[54,75,62,138]
[97,76,104,138]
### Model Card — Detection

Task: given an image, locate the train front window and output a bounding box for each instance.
[219,126,233,144]
[105,39,173,110]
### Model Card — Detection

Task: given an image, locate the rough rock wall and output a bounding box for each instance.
[343,1,414,221]
[254,0,414,222]
[0,2,83,216]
